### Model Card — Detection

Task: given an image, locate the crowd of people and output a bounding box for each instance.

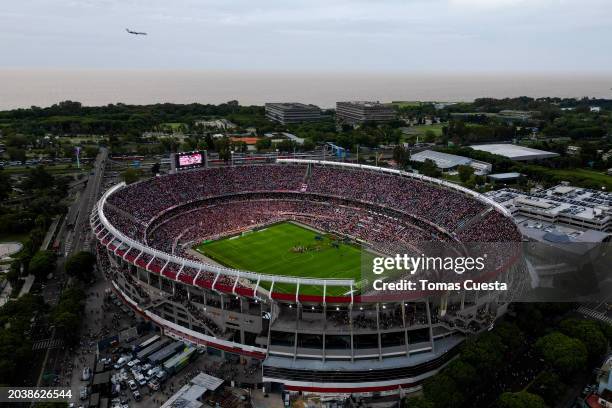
[104,164,519,245]
[146,193,440,257]
[97,163,522,297]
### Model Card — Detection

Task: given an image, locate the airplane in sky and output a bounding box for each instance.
[126,28,147,36]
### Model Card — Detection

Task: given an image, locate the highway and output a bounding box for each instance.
[36,147,108,388]
[63,147,108,256]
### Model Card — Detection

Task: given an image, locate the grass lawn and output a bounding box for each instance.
[523,166,612,190]
[409,123,445,136]
[549,168,612,189]
[194,222,367,296]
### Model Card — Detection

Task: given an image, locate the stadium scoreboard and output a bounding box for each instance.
[174,150,206,170]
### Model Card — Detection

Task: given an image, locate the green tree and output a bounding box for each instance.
[494,321,525,354]
[23,166,54,191]
[7,147,26,163]
[393,145,410,168]
[460,332,504,376]
[404,396,434,408]
[214,137,231,162]
[121,168,142,185]
[422,130,437,143]
[419,159,441,178]
[457,165,475,182]
[83,146,99,158]
[535,332,587,375]
[255,138,272,151]
[422,373,464,408]
[0,170,12,201]
[0,294,45,385]
[528,371,565,407]
[65,251,96,281]
[497,391,548,408]
[443,359,478,389]
[52,286,85,345]
[559,318,608,362]
[28,250,56,279]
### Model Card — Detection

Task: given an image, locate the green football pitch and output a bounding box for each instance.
[193,222,367,296]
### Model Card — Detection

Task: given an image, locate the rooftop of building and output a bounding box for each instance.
[336,101,390,108]
[487,172,523,180]
[486,185,612,223]
[470,143,559,161]
[410,150,472,169]
[265,102,320,110]
[160,372,223,408]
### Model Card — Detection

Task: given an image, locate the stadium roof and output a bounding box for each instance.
[470,144,559,161]
[487,172,523,180]
[410,150,472,169]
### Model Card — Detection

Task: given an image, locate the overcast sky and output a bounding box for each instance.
[2,0,611,72]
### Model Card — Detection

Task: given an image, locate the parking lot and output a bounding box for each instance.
[66,276,262,407]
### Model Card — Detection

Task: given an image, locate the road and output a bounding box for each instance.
[36,148,108,388]
[64,146,108,256]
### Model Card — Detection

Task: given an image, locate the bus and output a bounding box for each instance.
[136,338,170,361]
[133,335,160,353]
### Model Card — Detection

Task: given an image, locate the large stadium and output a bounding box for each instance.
[91,159,526,397]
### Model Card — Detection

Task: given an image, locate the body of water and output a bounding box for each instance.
[1,69,611,110]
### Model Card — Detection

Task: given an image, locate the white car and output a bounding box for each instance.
[127,358,140,368]
[81,367,91,381]
[128,380,137,391]
[113,356,130,370]
[136,374,147,386]
[145,367,160,380]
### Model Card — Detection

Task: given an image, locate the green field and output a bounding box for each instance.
[194,222,366,296]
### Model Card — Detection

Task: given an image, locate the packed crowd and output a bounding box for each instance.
[146,193,441,257]
[103,164,519,245]
[97,164,522,296]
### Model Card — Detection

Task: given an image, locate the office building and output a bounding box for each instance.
[265,103,322,124]
[336,101,396,125]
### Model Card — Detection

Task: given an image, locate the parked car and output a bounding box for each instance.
[82,367,91,381]
[135,373,147,386]
[145,367,161,380]
[127,358,140,368]
[132,390,141,401]
[114,356,130,370]
[128,380,137,391]
[79,386,88,400]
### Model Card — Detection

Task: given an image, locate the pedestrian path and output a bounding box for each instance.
[578,306,612,325]
[33,338,64,351]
